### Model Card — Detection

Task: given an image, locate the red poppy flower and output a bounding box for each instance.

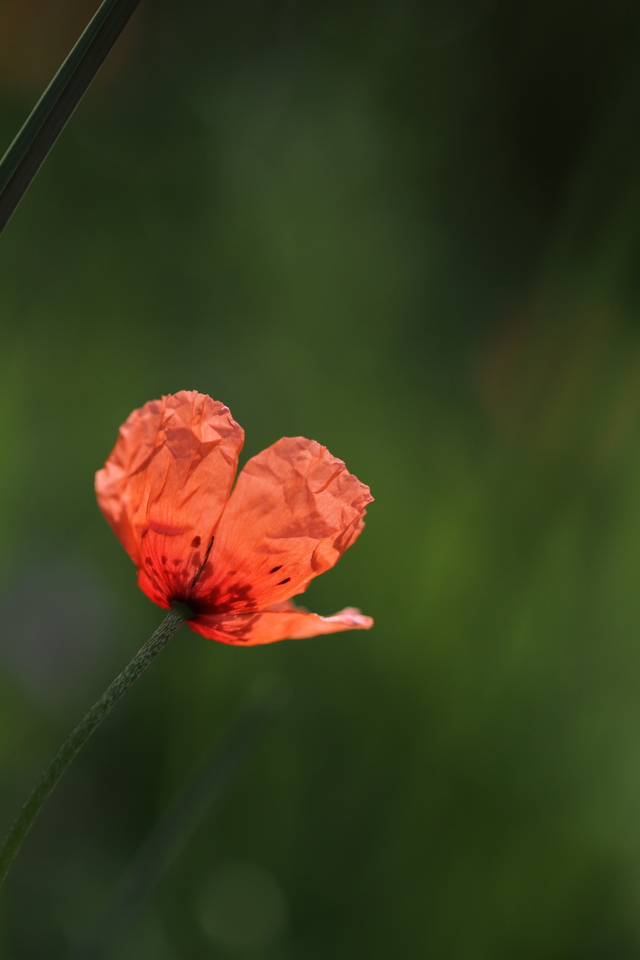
[95,391,373,645]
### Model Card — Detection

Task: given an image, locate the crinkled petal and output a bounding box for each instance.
[95,391,244,607]
[198,437,372,612]
[189,600,373,645]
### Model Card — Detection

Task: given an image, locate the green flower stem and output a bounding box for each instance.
[0,604,188,888]
[76,676,288,959]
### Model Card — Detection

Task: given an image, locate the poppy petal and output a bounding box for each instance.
[199,437,372,612]
[95,391,244,607]
[189,600,373,645]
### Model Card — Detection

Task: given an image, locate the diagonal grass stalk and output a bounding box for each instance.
[0,604,188,887]
[75,676,288,959]
[0,0,142,235]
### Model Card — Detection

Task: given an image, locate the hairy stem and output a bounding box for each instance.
[0,605,187,887]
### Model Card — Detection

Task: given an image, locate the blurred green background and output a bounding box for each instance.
[3,0,640,957]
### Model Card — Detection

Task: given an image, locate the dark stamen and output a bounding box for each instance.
[269,565,283,574]
[277,577,291,585]
[190,536,214,589]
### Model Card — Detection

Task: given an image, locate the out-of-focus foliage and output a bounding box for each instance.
[2,0,640,957]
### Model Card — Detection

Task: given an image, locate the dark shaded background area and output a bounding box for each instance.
[2,0,640,957]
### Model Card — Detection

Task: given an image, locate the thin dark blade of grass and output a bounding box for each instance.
[0,0,142,235]
[74,674,289,960]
